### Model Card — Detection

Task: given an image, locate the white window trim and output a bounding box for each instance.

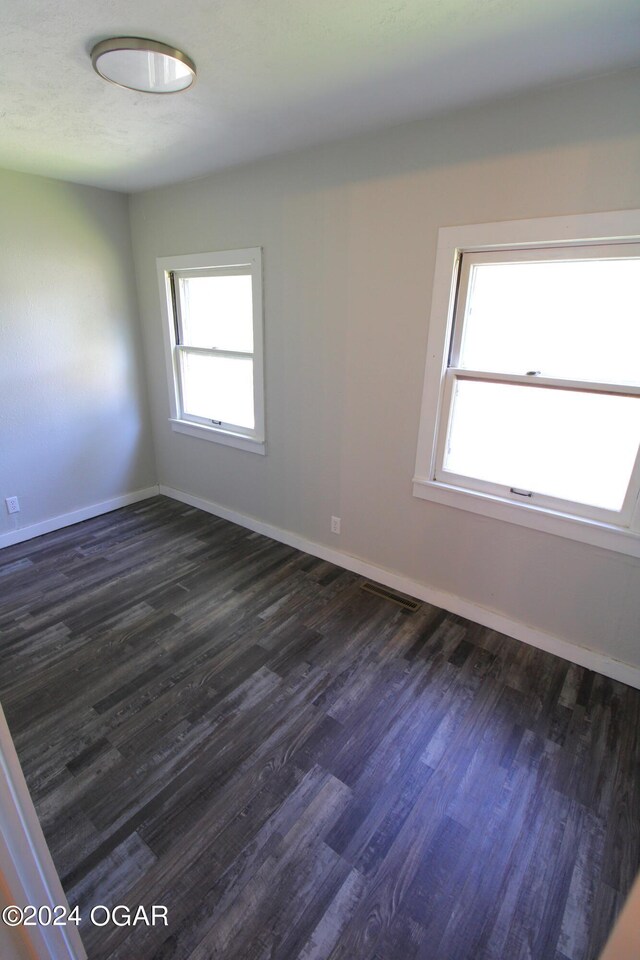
[413,209,640,559]
[157,248,266,455]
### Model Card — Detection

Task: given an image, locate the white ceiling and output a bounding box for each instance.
[2,0,639,193]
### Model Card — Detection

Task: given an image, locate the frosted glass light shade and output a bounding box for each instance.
[91,38,196,94]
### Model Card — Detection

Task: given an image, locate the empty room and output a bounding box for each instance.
[1,2,640,959]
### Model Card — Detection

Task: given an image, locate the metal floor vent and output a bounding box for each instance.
[360,581,421,611]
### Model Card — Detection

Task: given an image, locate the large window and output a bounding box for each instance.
[413,211,640,556]
[157,248,265,454]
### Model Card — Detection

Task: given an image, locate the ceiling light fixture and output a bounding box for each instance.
[91,37,196,94]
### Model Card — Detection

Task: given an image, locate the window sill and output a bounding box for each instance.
[169,418,266,455]
[412,477,640,559]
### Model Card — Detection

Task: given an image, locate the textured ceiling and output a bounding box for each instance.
[1,0,639,193]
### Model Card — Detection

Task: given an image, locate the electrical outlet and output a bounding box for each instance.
[331,516,341,535]
[5,496,20,515]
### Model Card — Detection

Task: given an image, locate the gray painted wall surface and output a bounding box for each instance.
[0,169,156,537]
[130,69,640,669]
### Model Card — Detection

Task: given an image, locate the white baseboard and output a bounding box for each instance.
[160,484,640,691]
[0,486,160,550]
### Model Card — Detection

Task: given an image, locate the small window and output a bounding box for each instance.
[157,248,265,454]
[414,211,640,556]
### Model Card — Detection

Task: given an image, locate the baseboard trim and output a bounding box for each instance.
[160,484,640,691]
[0,486,160,550]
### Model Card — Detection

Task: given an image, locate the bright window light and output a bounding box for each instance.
[445,380,640,511]
[157,248,265,453]
[428,241,640,526]
[179,352,254,428]
[177,274,254,353]
[459,257,640,384]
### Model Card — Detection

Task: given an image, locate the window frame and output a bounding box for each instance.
[157,248,265,455]
[413,209,640,559]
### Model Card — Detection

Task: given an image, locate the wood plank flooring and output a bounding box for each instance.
[0,495,638,960]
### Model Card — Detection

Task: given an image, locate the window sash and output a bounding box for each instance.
[175,343,254,361]
[157,247,265,453]
[445,368,640,397]
[171,267,253,352]
[431,240,640,525]
[169,263,259,439]
[449,241,640,374]
[172,265,252,280]
[434,370,640,525]
[174,346,256,436]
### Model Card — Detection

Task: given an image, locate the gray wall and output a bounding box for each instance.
[0,168,156,537]
[130,68,640,670]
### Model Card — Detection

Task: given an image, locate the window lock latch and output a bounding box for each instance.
[510,487,533,498]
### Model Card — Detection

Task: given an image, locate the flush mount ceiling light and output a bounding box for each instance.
[91,37,196,94]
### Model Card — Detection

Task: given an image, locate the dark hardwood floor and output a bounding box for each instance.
[0,496,638,960]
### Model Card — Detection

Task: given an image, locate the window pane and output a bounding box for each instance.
[177,274,253,352]
[444,380,640,511]
[459,258,640,385]
[180,352,254,429]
